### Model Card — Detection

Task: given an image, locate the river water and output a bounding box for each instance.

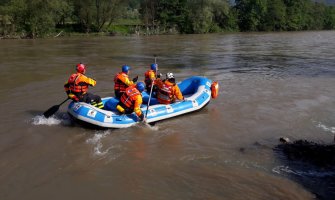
[0,31,334,200]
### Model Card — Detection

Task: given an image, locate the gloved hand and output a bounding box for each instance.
[157,73,162,78]
[69,94,79,102]
[138,113,144,122]
[87,78,96,87]
[132,76,138,83]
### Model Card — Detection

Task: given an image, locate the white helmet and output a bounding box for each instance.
[166,72,174,79]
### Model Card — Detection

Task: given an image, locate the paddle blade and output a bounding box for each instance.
[43,105,60,118]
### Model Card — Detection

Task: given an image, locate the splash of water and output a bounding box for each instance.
[136,122,159,131]
[273,165,335,178]
[93,143,108,156]
[315,121,335,134]
[86,131,111,156]
[143,122,159,131]
[32,115,62,126]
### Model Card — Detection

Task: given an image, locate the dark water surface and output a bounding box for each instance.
[0,31,334,200]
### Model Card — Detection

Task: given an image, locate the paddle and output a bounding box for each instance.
[43,98,70,118]
[144,55,158,122]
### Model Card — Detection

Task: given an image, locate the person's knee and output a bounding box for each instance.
[94,95,102,103]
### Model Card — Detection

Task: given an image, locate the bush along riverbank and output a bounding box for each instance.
[1,0,335,39]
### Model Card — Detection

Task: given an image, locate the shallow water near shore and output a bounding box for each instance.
[0,31,335,200]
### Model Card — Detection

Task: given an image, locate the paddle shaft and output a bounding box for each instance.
[59,98,70,106]
[145,56,157,118]
[43,97,70,118]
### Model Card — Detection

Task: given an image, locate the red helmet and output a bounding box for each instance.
[76,63,86,73]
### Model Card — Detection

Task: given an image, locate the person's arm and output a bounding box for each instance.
[68,93,79,101]
[134,95,144,121]
[120,74,134,86]
[149,71,156,81]
[81,75,96,86]
[133,95,143,117]
[174,85,184,100]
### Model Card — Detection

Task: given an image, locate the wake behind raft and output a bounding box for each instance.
[67,76,219,128]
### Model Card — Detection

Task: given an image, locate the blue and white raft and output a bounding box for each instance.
[67,76,219,128]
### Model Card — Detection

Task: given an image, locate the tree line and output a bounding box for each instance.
[0,0,335,38]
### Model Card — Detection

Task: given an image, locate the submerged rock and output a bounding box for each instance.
[276,139,335,168]
[274,138,335,200]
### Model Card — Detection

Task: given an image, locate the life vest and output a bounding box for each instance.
[114,72,129,92]
[120,85,141,109]
[67,73,89,95]
[157,81,174,104]
[144,70,155,87]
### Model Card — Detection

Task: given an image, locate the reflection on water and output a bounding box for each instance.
[0,31,334,200]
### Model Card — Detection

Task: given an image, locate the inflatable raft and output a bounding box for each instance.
[67,76,219,128]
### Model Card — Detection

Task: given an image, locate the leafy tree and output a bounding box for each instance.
[157,0,189,33]
[73,0,94,32]
[324,6,335,29]
[51,0,73,26]
[0,0,11,6]
[73,0,125,32]
[96,0,125,31]
[8,0,56,38]
[140,0,189,33]
[187,0,214,33]
[0,4,10,36]
[2,0,335,37]
[306,2,326,30]
[284,0,310,30]
[128,0,140,9]
[225,6,239,31]
[263,0,286,31]
[211,0,238,31]
[235,0,267,31]
[139,0,158,31]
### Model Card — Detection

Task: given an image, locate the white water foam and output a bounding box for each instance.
[143,122,159,131]
[273,165,335,178]
[135,121,160,131]
[86,131,111,156]
[32,115,62,126]
[315,121,335,134]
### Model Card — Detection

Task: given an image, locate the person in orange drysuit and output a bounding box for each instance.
[114,65,138,99]
[144,63,160,92]
[155,72,184,104]
[64,63,104,109]
[116,82,145,122]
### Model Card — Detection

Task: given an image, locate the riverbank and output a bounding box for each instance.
[0,25,180,39]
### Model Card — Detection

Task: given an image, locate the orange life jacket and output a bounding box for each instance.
[67,73,89,95]
[114,72,130,93]
[144,69,156,87]
[120,85,141,109]
[157,80,174,104]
